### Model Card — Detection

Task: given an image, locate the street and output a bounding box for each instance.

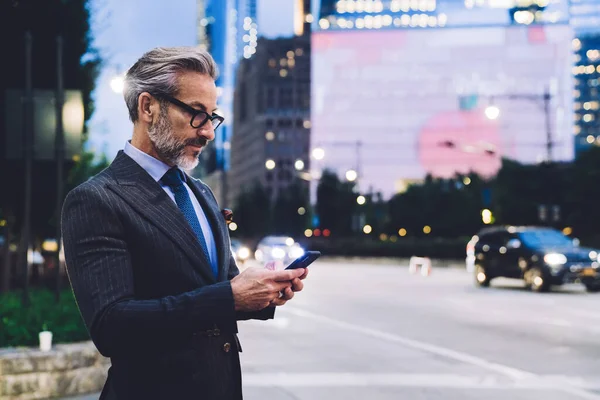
[237,260,600,400]
[64,260,600,400]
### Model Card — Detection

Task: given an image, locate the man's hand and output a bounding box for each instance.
[230,267,306,312]
[269,267,310,306]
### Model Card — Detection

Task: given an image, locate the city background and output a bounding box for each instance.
[1,0,600,399]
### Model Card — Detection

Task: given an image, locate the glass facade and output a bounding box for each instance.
[200,0,258,173]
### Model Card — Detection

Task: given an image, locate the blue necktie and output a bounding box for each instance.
[161,168,217,278]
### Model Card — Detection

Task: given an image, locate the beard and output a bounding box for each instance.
[147,106,208,171]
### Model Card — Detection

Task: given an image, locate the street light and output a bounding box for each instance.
[483,88,553,161]
[312,147,325,160]
[294,159,305,170]
[484,105,500,120]
[345,169,358,182]
[265,159,276,170]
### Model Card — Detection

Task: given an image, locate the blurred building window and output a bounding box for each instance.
[266,87,276,109]
[280,87,293,109]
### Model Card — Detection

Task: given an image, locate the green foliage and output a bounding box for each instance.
[316,170,357,235]
[565,147,600,238]
[0,0,102,242]
[233,180,311,239]
[491,159,570,227]
[272,180,310,236]
[0,289,89,348]
[387,173,485,238]
[67,152,110,192]
[233,182,273,238]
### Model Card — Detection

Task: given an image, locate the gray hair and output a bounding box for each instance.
[123,46,219,122]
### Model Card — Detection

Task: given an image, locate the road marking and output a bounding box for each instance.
[243,372,600,391]
[244,317,291,329]
[283,307,532,380]
[281,307,600,400]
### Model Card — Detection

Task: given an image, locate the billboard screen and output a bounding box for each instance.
[311,25,574,199]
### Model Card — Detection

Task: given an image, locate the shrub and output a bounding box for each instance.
[0,289,89,347]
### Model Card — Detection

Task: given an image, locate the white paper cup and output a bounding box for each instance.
[39,331,53,352]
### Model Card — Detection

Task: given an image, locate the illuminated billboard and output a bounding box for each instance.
[311,24,574,199]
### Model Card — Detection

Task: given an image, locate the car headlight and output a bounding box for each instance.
[238,247,250,260]
[272,248,286,259]
[544,253,567,265]
[289,246,304,259]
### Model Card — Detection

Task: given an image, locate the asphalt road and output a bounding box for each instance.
[64,260,600,400]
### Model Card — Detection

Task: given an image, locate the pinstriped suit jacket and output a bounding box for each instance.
[61,151,274,400]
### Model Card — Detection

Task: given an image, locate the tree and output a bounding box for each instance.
[387,173,485,238]
[272,180,309,237]
[491,158,571,228]
[233,182,273,239]
[0,0,101,291]
[567,147,600,240]
[315,170,356,237]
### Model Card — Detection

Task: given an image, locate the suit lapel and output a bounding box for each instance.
[187,178,230,281]
[106,152,217,283]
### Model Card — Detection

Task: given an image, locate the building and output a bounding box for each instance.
[573,34,600,156]
[570,0,600,35]
[197,0,259,204]
[228,33,311,207]
[309,0,577,200]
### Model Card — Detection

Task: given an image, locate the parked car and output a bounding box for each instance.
[254,235,304,266]
[230,238,251,265]
[466,226,600,293]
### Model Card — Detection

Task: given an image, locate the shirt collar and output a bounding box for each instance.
[123,141,185,183]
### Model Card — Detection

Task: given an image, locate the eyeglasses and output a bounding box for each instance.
[152,93,224,131]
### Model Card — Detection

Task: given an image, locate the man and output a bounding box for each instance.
[61,47,308,399]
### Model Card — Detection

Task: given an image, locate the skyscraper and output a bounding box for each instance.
[197,0,259,205]
[309,0,575,199]
[573,34,600,155]
[228,35,311,208]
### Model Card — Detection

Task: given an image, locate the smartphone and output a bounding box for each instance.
[285,251,321,270]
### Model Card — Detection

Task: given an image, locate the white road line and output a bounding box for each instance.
[283,308,532,380]
[243,373,505,388]
[281,307,600,400]
[242,372,600,391]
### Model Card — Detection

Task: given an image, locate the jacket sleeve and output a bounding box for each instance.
[61,184,238,358]
[198,179,276,322]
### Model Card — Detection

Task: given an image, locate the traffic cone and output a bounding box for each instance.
[420,258,432,276]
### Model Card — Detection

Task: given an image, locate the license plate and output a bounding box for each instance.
[582,268,597,277]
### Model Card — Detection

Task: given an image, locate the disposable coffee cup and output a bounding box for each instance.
[39,331,53,352]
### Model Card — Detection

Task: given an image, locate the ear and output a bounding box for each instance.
[137,92,160,124]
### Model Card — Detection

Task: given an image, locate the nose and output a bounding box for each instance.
[199,122,216,141]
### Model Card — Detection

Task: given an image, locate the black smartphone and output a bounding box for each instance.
[285,251,321,270]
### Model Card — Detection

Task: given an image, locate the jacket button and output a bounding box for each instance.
[223,342,231,353]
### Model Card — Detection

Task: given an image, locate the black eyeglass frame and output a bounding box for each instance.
[152,93,224,130]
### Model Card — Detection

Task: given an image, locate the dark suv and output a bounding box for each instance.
[466,226,600,293]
